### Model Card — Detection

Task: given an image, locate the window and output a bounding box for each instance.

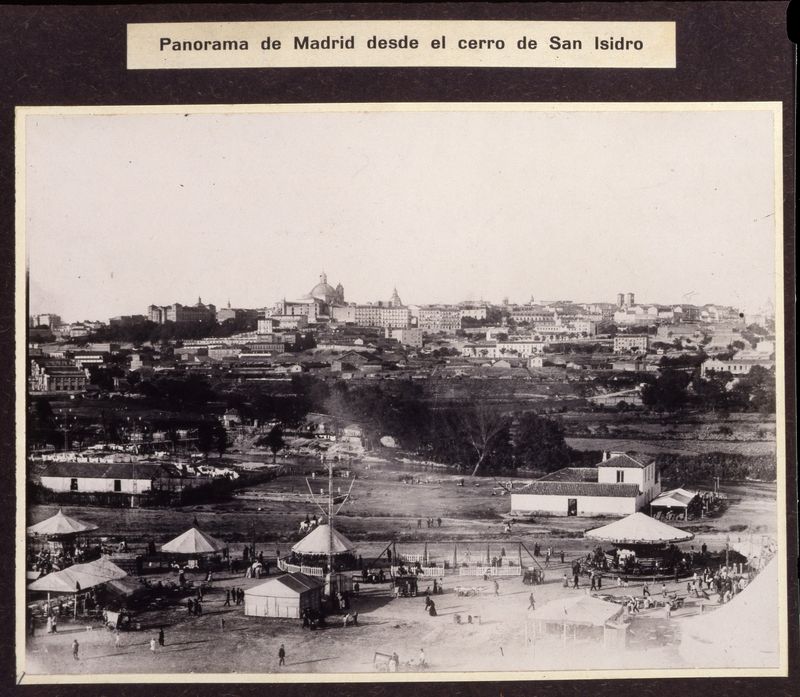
[70,478,78,491]
[113,479,122,492]
[616,470,625,483]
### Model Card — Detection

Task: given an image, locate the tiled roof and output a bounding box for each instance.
[596,453,653,469]
[517,481,640,498]
[537,467,598,483]
[40,461,181,480]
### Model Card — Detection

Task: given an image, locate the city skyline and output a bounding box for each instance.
[23,107,779,322]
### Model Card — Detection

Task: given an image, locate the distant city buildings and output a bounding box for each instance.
[148,298,216,324]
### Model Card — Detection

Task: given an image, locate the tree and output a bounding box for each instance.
[513,412,571,472]
[641,369,691,411]
[262,424,285,463]
[457,402,513,477]
[213,423,228,458]
[197,423,214,458]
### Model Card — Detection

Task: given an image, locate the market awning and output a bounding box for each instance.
[27,555,128,594]
[650,488,699,509]
[585,512,694,544]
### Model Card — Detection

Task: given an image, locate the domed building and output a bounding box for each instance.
[273,272,344,324]
[388,287,403,307]
[307,272,345,305]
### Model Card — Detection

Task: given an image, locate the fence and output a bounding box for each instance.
[391,565,445,577]
[277,559,324,577]
[458,564,522,577]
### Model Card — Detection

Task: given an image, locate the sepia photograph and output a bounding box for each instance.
[16,103,787,682]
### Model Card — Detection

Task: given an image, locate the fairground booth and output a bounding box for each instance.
[585,512,694,578]
[530,594,627,647]
[244,572,324,619]
[27,555,129,620]
[282,524,357,573]
[27,509,99,571]
[160,526,228,568]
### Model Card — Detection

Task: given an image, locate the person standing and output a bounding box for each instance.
[150,637,156,653]
[560,550,565,564]
[114,629,121,649]
[158,627,165,647]
[224,589,231,607]
[573,573,579,589]
[493,579,500,596]
[278,643,286,667]
[419,648,426,667]
[72,639,80,661]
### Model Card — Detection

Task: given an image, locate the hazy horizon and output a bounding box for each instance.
[23,107,778,322]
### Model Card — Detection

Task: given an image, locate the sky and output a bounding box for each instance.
[23,107,779,322]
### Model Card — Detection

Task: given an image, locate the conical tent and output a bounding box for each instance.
[291,524,355,556]
[27,509,98,537]
[161,527,227,555]
[585,512,694,545]
[679,558,779,668]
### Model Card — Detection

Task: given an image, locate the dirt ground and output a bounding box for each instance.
[24,457,778,677]
[27,555,693,676]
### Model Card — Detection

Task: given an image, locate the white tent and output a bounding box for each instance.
[28,556,127,594]
[161,527,227,555]
[291,524,355,556]
[244,573,323,618]
[585,512,694,545]
[679,558,780,668]
[27,509,98,537]
[532,594,624,627]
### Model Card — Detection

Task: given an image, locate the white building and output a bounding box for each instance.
[613,335,650,353]
[510,452,661,517]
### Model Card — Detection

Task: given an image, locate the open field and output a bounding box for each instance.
[565,437,776,456]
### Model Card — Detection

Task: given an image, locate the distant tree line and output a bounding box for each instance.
[656,452,776,484]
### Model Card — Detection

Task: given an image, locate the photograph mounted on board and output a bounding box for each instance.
[16,103,787,682]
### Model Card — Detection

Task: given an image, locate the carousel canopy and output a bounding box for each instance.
[532,594,623,627]
[679,557,779,668]
[27,509,98,537]
[161,527,227,555]
[27,556,127,594]
[291,524,355,556]
[585,512,694,545]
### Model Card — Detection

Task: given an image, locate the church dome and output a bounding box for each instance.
[309,272,338,303]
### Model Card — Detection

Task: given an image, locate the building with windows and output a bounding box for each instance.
[613,335,650,353]
[700,355,775,378]
[148,298,216,324]
[510,451,661,517]
[29,358,89,393]
[417,306,462,333]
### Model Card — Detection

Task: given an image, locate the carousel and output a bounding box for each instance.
[27,509,99,573]
[285,524,357,573]
[160,526,229,568]
[585,512,694,578]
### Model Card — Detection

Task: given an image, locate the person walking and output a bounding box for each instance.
[573,573,579,589]
[278,644,286,667]
[528,593,536,610]
[224,589,231,607]
[158,627,165,647]
[72,639,80,661]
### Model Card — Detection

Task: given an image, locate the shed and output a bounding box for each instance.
[244,572,323,619]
